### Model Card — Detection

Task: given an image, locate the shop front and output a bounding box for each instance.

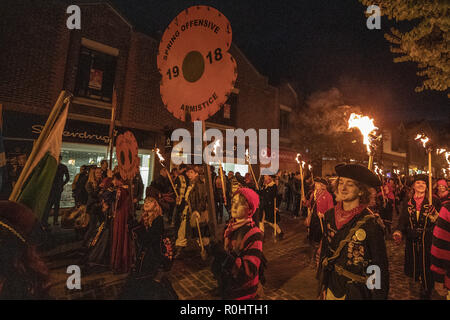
[3,110,157,208]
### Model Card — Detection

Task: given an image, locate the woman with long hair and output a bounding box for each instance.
[83,167,104,245]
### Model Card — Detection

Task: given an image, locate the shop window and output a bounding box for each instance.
[74,46,117,102]
[60,144,153,208]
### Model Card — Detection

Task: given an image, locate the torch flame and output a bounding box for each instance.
[436,148,446,155]
[414,133,429,149]
[155,148,165,167]
[295,153,301,164]
[301,161,305,169]
[348,113,378,154]
[308,164,312,171]
[445,152,450,165]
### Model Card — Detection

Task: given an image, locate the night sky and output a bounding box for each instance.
[108,0,448,122]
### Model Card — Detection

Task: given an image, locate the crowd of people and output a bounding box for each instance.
[0,155,449,300]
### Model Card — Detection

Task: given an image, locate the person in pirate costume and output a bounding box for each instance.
[317,164,389,300]
[0,201,50,299]
[173,164,188,233]
[259,175,283,239]
[393,174,441,299]
[305,177,334,265]
[175,165,210,257]
[212,187,266,300]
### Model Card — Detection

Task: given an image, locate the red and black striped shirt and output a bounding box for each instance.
[225,222,265,300]
[431,203,450,289]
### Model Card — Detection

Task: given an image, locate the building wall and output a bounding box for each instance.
[0,0,70,115]
[0,1,295,178]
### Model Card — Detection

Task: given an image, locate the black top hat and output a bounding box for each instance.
[314,177,329,186]
[335,163,381,188]
[413,174,428,185]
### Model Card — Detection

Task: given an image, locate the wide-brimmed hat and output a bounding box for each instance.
[413,174,428,185]
[335,163,381,188]
[0,200,37,245]
[314,177,329,186]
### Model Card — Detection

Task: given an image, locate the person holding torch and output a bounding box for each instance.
[393,174,441,299]
[317,164,389,300]
[305,177,334,267]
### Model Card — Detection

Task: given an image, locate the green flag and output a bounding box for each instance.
[17,105,68,220]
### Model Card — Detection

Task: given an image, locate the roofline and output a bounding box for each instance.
[231,43,266,80]
[77,1,133,30]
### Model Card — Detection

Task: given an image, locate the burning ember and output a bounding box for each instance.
[348,113,378,154]
[414,133,430,149]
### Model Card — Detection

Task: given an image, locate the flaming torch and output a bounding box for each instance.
[246,148,259,190]
[296,154,306,210]
[445,152,450,178]
[155,148,178,198]
[375,164,387,206]
[348,113,379,170]
[213,140,227,206]
[415,133,433,205]
[308,164,314,181]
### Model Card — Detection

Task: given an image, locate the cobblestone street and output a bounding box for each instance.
[45,210,446,300]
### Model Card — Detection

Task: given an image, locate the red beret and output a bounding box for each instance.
[234,187,260,217]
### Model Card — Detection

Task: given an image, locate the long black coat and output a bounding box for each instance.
[396,196,440,290]
[318,207,389,300]
[259,182,279,224]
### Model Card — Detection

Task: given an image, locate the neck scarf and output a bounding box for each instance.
[413,194,425,212]
[224,217,254,251]
[437,190,448,200]
[334,201,366,230]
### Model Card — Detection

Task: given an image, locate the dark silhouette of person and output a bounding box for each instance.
[42,155,70,227]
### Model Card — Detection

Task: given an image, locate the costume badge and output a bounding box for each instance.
[355,229,366,241]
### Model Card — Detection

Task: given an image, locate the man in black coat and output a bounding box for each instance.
[42,155,70,227]
[318,164,389,300]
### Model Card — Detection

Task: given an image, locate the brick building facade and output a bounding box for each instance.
[0,1,298,205]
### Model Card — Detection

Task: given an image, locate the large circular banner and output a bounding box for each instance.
[157,6,238,122]
[115,131,139,181]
